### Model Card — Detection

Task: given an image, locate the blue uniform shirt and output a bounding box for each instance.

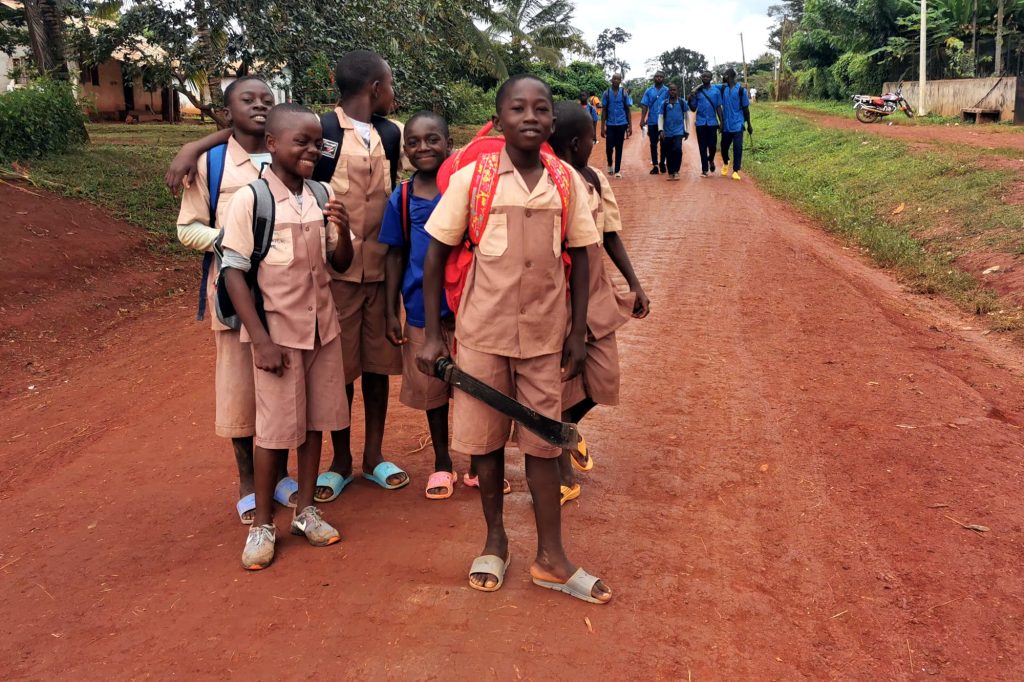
[601,88,632,126]
[719,83,750,133]
[660,99,688,137]
[689,85,722,127]
[641,85,670,126]
[378,181,451,327]
[583,102,599,123]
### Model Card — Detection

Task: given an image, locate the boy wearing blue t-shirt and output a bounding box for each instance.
[658,83,690,180]
[688,70,723,176]
[640,71,670,174]
[381,111,462,500]
[578,91,599,141]
[719,68,753,180]
[600,73,633,178]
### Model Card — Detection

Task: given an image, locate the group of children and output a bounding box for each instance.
[170,51,650,605]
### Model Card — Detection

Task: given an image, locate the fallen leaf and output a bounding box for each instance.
[867,381,879,386]
[891,203,905,215]
[927,503,950,509]
[87,520,97,530]
[982,265,1001,275]
[896,424,916,429]
[964,524,990,532]
[584,616,594,634]
[759,463,769,473]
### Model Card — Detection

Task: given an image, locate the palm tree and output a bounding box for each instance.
[477,0,589,78]
[22,0,69,78]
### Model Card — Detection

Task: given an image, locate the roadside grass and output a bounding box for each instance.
[749,107,1024,332]
[7,122,480,253]
[781,99,976,127]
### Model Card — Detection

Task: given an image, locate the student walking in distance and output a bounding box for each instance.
[688,70,722,177]
[719,68,753,180]
[579,91,599,142]
[658,83,689,180]
[640,71,670,174]
[600,73,632,178]
[417,75,612,604]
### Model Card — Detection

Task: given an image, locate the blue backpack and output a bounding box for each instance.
[195,143,228,321]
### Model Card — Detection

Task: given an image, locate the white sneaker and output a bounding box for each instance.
[606,165,613,174]
[614,172,622,178]
[241,523,276,570]
[291,505,340,546]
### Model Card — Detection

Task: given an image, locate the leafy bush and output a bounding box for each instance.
[0,79,88,163]
[443,81,495,124]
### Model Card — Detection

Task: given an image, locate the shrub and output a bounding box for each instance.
[443,81,494,124]
[0,78,88,163]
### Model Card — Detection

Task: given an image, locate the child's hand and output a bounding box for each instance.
[253,340,289,377]
[659,131,665,141]
[324,199,349,232]
[415,335,449,377]
[385,315,407,347]
[560,335,586,382]
[632,286,651,319]
[165,146,200,197]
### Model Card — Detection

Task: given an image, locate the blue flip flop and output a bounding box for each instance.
[362,461,410,490]
[236,493,257,525]
[314,472,355,503]
[273,477,299,508]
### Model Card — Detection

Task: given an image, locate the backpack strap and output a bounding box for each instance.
[312,111,344,183]
[539,153,571,246]
[303,179,330,213]
[467,152,502,248]
[371,115,401,190]
[197,143,228,321]
[400,176,413,244]
[213,179,274,332]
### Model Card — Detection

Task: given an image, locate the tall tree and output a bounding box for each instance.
[594,26,631,76]
[485,0,588,75]
[654,46,708,91]
[22,0,69,78]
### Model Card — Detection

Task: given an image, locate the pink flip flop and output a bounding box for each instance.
[463,473,512,495]
[425,470,458,500]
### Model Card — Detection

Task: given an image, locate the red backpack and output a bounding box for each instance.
[436,122,573,315]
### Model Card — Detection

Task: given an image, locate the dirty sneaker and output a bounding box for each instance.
[606,165,613,174]
[241,523,276,570]
[732,171,741,180]
[291,505,340,546]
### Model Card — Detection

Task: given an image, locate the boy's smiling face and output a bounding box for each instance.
[225,79,275,136]
[267,112,323,179]
[403,117,451,174]
[496,79,554,153]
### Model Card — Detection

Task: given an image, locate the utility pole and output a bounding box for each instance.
[740,33,748,85]
[996,0,1005,74]
[919,0,927,115]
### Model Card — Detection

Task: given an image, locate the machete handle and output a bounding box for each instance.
[435,357,455,382]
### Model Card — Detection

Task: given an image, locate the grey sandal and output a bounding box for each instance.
[532,567,609,604]
[468,554,511,593]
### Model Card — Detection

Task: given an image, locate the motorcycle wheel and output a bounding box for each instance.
[856,108,880,123]
[903,103,914,118]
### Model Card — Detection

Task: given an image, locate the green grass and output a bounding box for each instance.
[781,99,971,127]
[749,107,1024,332]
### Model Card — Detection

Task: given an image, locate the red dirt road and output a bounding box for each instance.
[2,125,1024,679]
[780,103,1024,151]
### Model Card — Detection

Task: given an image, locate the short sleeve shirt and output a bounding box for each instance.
[601,88,632,126]
[661,99,688,137]
[425,150,600,358]
[641,85,670,125]
[378,180,452,327]
[220,168,341,350]
[582,168,633,339]
[691,86,722,127]
[720,84,750,133]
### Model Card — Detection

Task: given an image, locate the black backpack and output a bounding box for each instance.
[214,178,331,331]
[313,111,401,189]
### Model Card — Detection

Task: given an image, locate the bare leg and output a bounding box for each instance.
[361,372,407,486]
[253,445,287,527]
[468,448,508,589]
[426,404,453,496]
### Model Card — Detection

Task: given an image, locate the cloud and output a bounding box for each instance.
[572,0,775,78]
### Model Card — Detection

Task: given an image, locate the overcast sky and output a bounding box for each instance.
[572,0,775,78]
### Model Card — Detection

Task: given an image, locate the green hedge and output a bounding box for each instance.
[0,79,88,163]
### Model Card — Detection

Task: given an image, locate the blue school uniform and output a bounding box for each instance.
[661,99,688,137]
[689,85,722,127]
[583,102,599,123]
[378,180,451,327]
[719,83,750,133]
[601,87,632,126]
[640,85,670,126]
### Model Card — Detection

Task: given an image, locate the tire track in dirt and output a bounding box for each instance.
[1,115,1023,679]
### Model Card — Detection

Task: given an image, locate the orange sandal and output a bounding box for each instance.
[463,473,512,495]
[425,470,458,500]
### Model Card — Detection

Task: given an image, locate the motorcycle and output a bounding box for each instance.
[851,81,914,123]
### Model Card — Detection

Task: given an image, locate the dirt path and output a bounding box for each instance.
[780,103,1024,151]
[2,122,1024,679]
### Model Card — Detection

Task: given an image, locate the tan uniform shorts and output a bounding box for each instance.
[561,331,621,409]
[214,329,256,439]
[330,280,403,383]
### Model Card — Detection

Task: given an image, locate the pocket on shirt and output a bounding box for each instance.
[264,228,294,266]
[478,213,508,257]
[330,157,350,195]
[551,214,562,258]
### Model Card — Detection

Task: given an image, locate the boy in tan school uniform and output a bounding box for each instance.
[417,75,612,604]
[314,50,408,499]
[175,76,297,522]
[220,104,353,570]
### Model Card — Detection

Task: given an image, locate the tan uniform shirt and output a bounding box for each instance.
[176,136,267,331]
[325,106,398,284]
[583,168,635,340]
[426,149,600,358]
[221,168,341,350]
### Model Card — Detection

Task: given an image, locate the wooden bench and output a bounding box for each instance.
[961,108,1001,123]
